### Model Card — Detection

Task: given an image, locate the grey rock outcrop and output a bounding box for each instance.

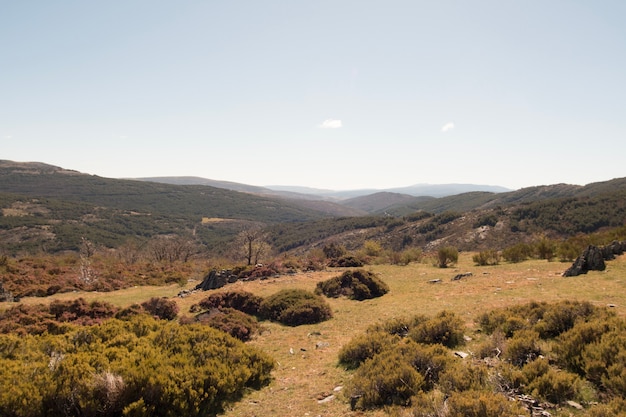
[195,269,238,291]
[563,242,626,277]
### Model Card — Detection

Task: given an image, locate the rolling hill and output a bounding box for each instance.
[2,160,626,257]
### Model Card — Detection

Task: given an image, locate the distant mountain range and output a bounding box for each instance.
[135,176,512,200]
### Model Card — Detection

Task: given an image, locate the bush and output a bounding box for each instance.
[401,341,454,390]
[348,343,425,409]
[197,290,263,316]
[408,310,465,348]
[446,390,527,417]
[338,330,399,369]
[472,250,500,266]
[328,255,363,267]
[189,308,260,341]
[526,365,586,404]
[504,329,541,367]
[0,316,274,417]
[438,361,490,394]
[534,300,597,339]
[315,269,389,300]
[436,246,458,268]
[259,289,332,326]
[502,242,533,263]
[140,297,179,320]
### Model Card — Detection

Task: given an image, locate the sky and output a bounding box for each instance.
[2,1,625,191]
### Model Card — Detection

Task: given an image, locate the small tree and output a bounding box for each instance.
[236,227,270,265]
[437,246,458,268]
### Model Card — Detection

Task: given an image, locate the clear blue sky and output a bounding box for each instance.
[2,1,625,190]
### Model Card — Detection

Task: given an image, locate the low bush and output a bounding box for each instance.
[186,308,260,341]
[328,255,363,267]
[445,390,527,417]
[408,310,465,348]
[315,269,389,300]
[140,297,179,320]
[348,343,425,409]
[0,315,274,417]
[503,329,542,367]
[197,290,263,316]
[436,246,458,268]
[338,330,399,369]
[259,289,332,326]
[472,249,500,266]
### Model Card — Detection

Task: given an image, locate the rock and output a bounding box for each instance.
[563,241,626,277]
[563,245,605,277]
[428,279,442,284]
[195,269,237,291]
[317,395,335,404]
[454,351,469,359]
[452,272,473,281]
[566,400,583,410]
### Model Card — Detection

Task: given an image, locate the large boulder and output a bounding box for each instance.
[195,269,238,291]
[563,245,606,277]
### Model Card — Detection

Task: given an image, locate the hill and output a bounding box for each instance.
[2,160,626,258]
[0,161,358,253]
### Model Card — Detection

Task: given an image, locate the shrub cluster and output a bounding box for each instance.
[340,310,466,410]
[0,315,274,417]
[182,307,260,341]
[315,269,389,301]
[140,297,179,320]
[198,290,263,316]
[195,289,332,328]
[342,301,626,415]
[259,289,332,326]
[0,298,121,335]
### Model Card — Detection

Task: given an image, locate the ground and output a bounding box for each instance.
[13,253,626,417]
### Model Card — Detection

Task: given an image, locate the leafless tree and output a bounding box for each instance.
[148,235,196,264]
[236,227,271,265]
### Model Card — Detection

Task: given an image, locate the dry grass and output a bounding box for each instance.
[10,253,626,416]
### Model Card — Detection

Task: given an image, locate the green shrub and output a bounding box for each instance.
[473,213,498,228]
[438,361,490,394]
[338,330,399,369]
[554,318,614,375]
[472,249,500,266]
[534,300,597,339]
[259,289,332,326]
[348,344,424,409]
[369,314,428,337]
[408,310,465,348]
[197,290,263,316]
[436,246,458,268]
[328,255,363,267]
[502,242,533,263]
[503,329,541,367]
[315,269,389,300]
[0,316,274,417]
[446,390,527,417]
[401,341,454,390]
[527,367,586,404]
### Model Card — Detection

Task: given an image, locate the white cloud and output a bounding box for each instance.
[441,122,455,133]
[319,119,343,129]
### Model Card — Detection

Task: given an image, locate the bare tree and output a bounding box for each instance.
[148,235,196,264]
[236,227,270,265]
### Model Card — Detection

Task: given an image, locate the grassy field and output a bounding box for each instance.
[13,253,626,416]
